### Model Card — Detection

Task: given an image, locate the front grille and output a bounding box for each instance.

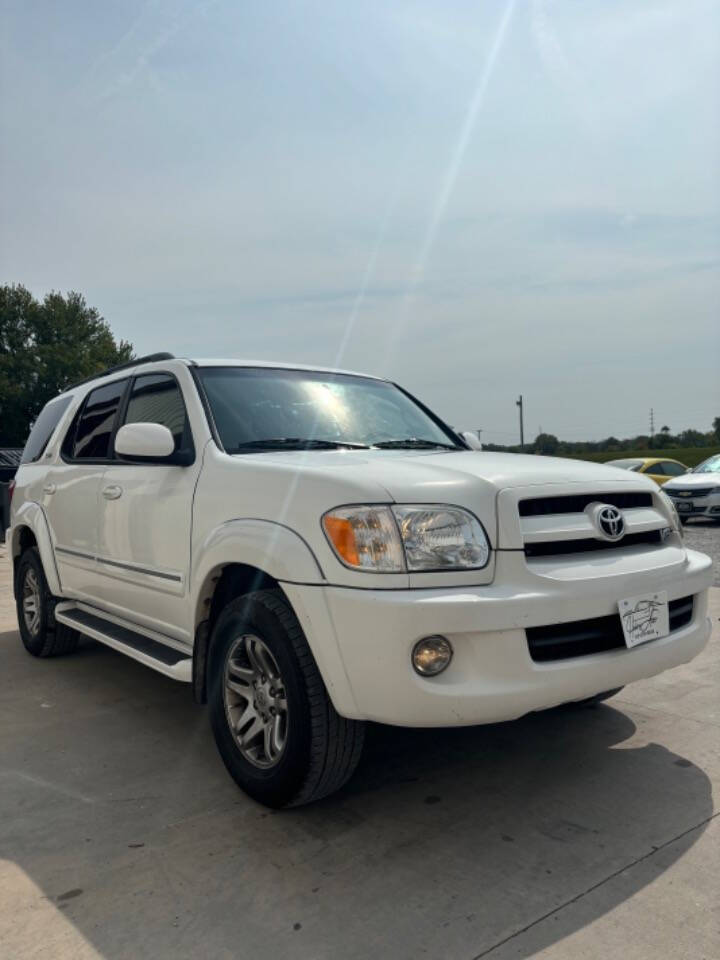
[519,491,653,517]
[667,487,713,499]
[526,596,693,663]
[525,529,664,558]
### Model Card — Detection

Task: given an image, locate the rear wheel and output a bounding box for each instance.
[208,589,365,807]
[15,548,79,657]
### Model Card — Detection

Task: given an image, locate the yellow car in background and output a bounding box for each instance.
[606,457,689,485]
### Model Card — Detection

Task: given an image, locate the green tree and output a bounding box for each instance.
[0,284,134,446]
[678,428,706,447]
[534,432,560,456]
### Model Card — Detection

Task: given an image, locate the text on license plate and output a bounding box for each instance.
[618,591,669,648]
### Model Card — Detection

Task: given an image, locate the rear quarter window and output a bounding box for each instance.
[20,395,73,463]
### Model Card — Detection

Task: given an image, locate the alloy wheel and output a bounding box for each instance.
[22,567,42,637]
[223,633,288,768]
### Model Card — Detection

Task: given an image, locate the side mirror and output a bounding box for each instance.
[115,422,175,461]
[460,431,483,450]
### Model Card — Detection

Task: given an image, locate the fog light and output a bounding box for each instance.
[412,636,453,676]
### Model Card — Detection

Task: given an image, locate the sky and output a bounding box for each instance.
[1,0,719,444]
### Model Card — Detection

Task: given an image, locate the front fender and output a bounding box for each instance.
[192,518,326,622]
[10,501,62,596]
[191,520,365,716]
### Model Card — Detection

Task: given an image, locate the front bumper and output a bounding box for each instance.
[670,493,720,518]
[285,546,713,726]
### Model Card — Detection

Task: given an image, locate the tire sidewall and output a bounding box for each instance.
[208,593,313,807]
[16,549,51,656]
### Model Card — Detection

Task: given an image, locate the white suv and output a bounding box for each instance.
[8,354,713,807]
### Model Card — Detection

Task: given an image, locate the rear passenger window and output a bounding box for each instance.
[123,374,189,453]
[21,395,73,463]
[71,380,127,460]
[647,462,665,475]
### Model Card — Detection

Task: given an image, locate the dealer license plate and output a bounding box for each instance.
[676,501,693,512]
[618,591,669,648]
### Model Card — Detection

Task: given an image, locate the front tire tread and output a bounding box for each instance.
[210,589,364,807]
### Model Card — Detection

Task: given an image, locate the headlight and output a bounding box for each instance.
[393,505,490,570]
[322,504,490,572]
[322,506,405,571]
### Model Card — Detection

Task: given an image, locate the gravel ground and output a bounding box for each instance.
[683,520,720,586]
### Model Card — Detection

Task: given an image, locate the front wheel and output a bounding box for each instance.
[208,590,365,807]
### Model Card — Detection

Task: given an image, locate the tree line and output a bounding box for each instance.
[483,422,720,457]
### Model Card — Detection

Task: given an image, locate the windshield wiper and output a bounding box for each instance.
[372,438,458,450]
[231,437,370,452]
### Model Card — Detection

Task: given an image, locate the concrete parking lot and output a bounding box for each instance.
[1,541,718,960]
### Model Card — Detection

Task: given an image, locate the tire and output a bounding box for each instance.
[15,547,80,658]
[208,589,365,808]
[575,687,624,707]
[680,517,689,526]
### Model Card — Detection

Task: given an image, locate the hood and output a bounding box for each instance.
[664,472,719,490]
[251,448,651,502]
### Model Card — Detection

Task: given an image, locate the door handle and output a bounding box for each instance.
[102,484,123,500]
[43,483,56,495]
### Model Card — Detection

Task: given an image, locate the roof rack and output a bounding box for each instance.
[64,353,176,392]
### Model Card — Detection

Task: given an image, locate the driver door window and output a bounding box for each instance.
[117,374,192,457]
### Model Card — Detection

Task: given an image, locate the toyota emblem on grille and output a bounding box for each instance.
[586,502,626,542]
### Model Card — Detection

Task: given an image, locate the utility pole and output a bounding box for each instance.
[650,408,655,438]
[476,429,483,445]
[516,395,525,450]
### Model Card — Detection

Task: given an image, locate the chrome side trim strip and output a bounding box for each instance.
[97,556,182,583]
[55,546,94,561]
[55,546,182,583]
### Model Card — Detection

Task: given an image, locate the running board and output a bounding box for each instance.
[54,604,192,682]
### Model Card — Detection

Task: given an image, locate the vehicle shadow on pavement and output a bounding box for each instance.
[0,631,713,960]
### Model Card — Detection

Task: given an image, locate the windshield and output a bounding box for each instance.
[197,367,461,453]
[693,454,720,474]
